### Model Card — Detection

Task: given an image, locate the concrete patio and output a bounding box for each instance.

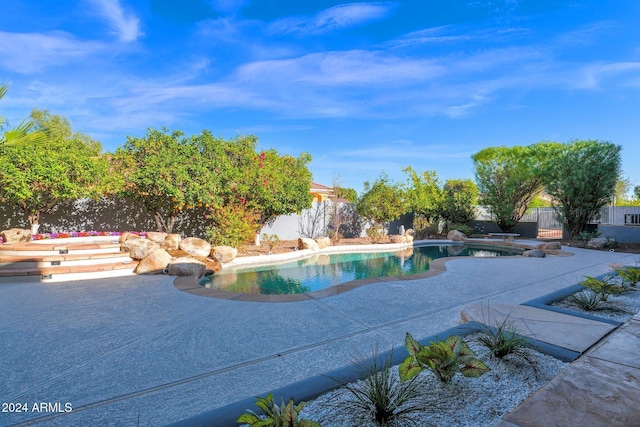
[0,241,638,426]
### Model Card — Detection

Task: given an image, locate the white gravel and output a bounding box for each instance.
[552,275,640,322]
[299,335,566,427]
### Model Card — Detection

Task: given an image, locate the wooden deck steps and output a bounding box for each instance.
[0,240,138,282]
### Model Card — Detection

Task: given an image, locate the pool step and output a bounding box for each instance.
[0,240,138,282]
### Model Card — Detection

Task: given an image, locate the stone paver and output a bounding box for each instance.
[0,242,637,426]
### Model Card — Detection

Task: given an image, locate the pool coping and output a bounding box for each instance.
[173,239,573,302]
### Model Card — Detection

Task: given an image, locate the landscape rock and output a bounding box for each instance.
[315,236,331,249]
[168,257,206,277]
[587,237,609,249]
[179,237,211,258]
[523,249,546,258]
[211,246,238,263]
[405,234,414,243]
[135,249,172,274]
[202,258,222,274]
[161,234,182,251]
[390,234,407,244]
[447,230,467,241]
[537,242,562,250]
[1,228,31,243]
[404,228,415,236]
[119,232,140,243]
[145,232,168,243]
[298,237,320,251]
[122,238,160,260]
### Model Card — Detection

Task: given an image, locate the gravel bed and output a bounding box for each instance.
[552,275,640,323]
[298,335,566,427]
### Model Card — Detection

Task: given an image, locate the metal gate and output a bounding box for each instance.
[521,208,563,239]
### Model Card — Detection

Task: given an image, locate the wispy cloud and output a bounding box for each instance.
[269,2,397,36]
[0,31,104,74]
[88,0,142,42]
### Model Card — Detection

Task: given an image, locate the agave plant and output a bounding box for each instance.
[571,290,603,311]
[615,267,640,288]
[399,333,490,383]
[237,394,321,427]
[579,275,625,301]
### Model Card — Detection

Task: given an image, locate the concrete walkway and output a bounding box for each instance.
[0,241,637,426]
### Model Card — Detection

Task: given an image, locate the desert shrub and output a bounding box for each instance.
[205,204,260,248]
[262,233,281,253]
[366,225,384,243]
[474,317,528,358]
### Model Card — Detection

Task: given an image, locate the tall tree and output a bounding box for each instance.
[357,173,406,231]
[544,140,621,238]
[472,144,548,232]
[439,179,478,227]
[116,128,221,233]
[402,167,443,223]
[0,109,108,227]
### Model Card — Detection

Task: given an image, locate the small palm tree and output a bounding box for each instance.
[0,83,47,146]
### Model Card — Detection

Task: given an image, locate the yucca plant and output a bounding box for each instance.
[579,275,625,301]
[616,267,640,288]
[571,290,603,311]
[237,394,321,427]
[399,333,490,383]
[333,348,430,427]
[475,316,528,358]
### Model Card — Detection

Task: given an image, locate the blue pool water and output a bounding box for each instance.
[199,244,522,295]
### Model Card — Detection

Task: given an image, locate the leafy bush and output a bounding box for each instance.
[237,394,321,427]
[366,225,384,243]
[399,333,490,383]
[579,275,625,301]
[616,267,640,288]
[576,230,601,241]
[205,204,260,248]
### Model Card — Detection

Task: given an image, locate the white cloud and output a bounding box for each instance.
[270,2,397,36]
[89,0,142,42]
[0,31,104,74]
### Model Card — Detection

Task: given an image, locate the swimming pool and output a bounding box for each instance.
[198,244,522,295]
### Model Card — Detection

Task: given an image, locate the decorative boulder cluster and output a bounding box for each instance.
[120,233,238,278]
[0,228,32,243]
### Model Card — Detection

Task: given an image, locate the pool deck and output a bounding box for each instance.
[1,240,638,426]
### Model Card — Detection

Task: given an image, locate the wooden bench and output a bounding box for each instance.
[488,232,520,241]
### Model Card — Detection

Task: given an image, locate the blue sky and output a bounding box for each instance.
[1,0,639,194]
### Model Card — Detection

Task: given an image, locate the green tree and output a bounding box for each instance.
[402,167,443,222]
[472,144,548,233]
[634,186,640,202]
[357,174,406,232]
[544,140,621,238]
[116,128,221,233]
[439,179,478,228]
[0,109,108,226]
[0,83,47,146]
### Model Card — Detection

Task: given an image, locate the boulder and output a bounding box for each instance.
[161,234,182,251]
[298,237,320,251]
[179,237,211,258]
[135,249,172,274]
[404,228,415,236]
[1,228,31,243]
[167,257,207,277]
[523,249,546,258]
[405,234,414,243]
[122,238,160,260]
[537,242,562,250]
[315,236,331,249]
[202,258,223,274]
[146,232,168,243]
[211,246,238,263]
[119,232,140,243]
[447,230,467,241]
[587,237,609,249]
[390,235,407,244]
